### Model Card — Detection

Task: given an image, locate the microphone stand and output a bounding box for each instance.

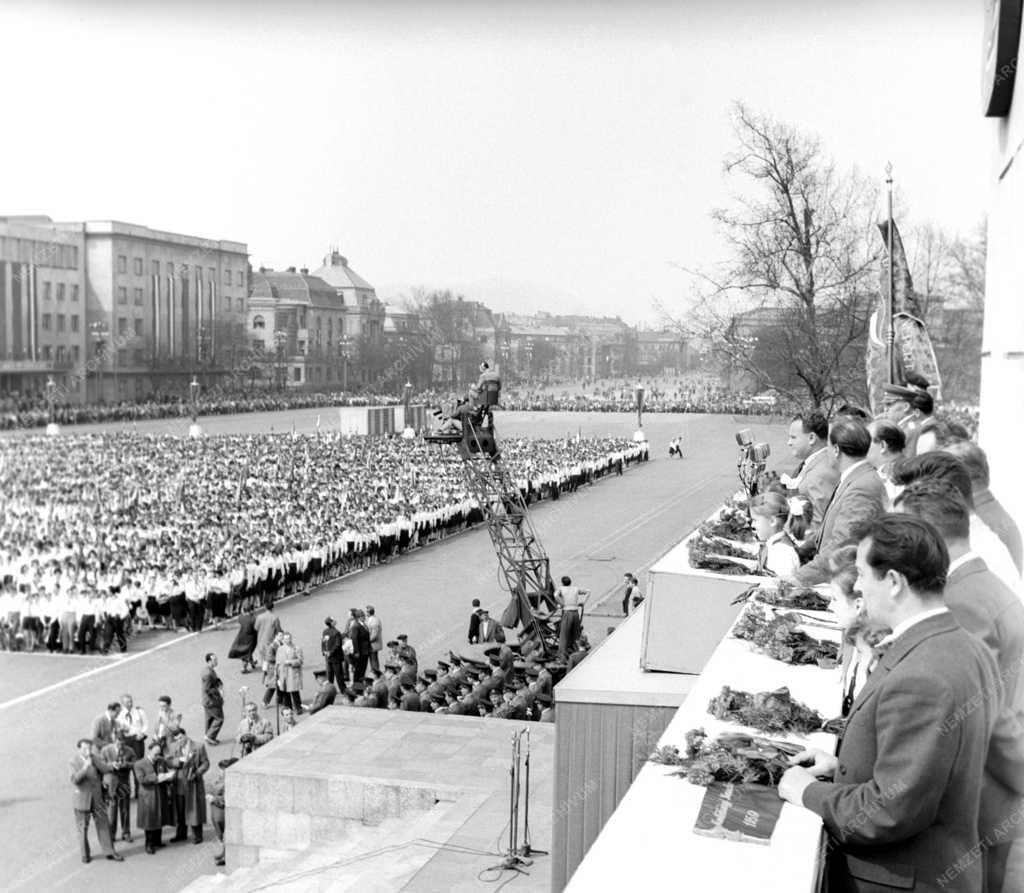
[486,728,532,876]
[518,728,547,857]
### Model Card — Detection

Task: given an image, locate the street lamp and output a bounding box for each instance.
[45,374,60,436]
[88,320,109,403]
[402,380,415,438]
[274,329,288,392]
[634,383,647,444]
[339,336,352,392]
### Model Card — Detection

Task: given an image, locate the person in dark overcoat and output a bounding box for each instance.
[165,728,209,843]
[228,609,258,673]
[134,739,175,854]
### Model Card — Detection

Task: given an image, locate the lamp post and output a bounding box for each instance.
[402,380,415,438]
[89,320,109,404]
[188,376,202,438]
[339,336,352,392]
[45,374,60,436]
[634,383,647,444]
[274,329,288,392]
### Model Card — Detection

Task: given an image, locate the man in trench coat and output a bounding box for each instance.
[134,739,176,854]
[165,727,209,844]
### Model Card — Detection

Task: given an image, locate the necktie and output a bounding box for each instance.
[756,542,769,573]
[867,640,893,675]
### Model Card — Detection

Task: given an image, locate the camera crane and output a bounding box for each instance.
[424,403,561,660]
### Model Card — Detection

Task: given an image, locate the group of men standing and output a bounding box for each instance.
[71,692,238,867]
[768,382,1023,892]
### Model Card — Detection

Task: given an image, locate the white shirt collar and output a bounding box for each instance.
[877,606,949,648]
[947,551,980,577]
[839,458,871,484]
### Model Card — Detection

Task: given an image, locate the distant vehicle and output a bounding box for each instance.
[746,393,777,407]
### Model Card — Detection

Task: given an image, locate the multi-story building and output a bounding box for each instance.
[635,328,692,374]
[62,220,249,402]
[247,267,350,389]
[0,216,87,400]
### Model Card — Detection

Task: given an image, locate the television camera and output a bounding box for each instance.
[736,428,772,498]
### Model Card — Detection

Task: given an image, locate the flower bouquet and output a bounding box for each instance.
[731,580,830,612]
[707,685,824,735]
[731,606,839,666]
[650,727,804,786]
[687,499,763,574]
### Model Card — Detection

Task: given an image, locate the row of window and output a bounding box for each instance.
[40,313,81,333]
[39,344,81,363]
[116,285,245,313]
[40,282,80,302]
[0,237,79,269]
[116,255,245,287]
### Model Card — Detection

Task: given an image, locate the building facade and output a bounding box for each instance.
[247,268,351,389]
[979,9,1024,525]
[59,219,249,402]
[0,216,87,401]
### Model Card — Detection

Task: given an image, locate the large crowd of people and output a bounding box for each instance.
[0,431,645,654]
[0,389,401,430]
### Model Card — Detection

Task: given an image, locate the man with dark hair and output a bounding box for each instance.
[71,736,124,863]
[321,616,345,688]
[201,653,224,746]
[780,514,1001,893]
[467,598,483,644]
[895,481,1024,891]
[944,440,1023,575]
[892,452,1019,589]
[793,418,886,586]
[91,702,122,751]
[866,419,906,502]
[621,572,638,615]
[783,412,838,537]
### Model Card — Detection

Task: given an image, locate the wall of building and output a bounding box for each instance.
[979,28,1024,526]
[0,220,87,401]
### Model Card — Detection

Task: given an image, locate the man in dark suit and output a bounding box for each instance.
[99,729,135,843]
[135,738,174,854]
[467,599,483,644]
[201,653,224,746]
[399,681,421,711]
[477,609,506,643]
[308,669,338,714]
[794,417,887,586]
[895,481,1024,892]
[91,702,122,751]
[70,737,124,863]
[783,411,839,544]
[944,439,1023,575]
[780,515,1001,892]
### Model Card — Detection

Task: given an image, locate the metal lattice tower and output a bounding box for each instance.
[430,417,560,656]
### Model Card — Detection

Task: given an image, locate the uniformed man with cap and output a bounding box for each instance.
[396,634,417,673]
[399,680,421,712]
[416,672,435,711]
[537,693,554,723]
[488,687,508,719]
[369,668,389,709]
[510,675,535,717]
[307,668,338,715]
[435,659,458,696]
[448,652,469,688]
[385,639,402,667]
[881,382,929,457]
[503,687,528,721]
[457,681,479,716]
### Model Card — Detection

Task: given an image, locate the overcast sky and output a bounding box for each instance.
[0,0,989,324]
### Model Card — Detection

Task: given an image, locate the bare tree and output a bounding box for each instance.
[666,103,881,410]
[905,221,985,401]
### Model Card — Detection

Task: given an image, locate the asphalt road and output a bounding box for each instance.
[0,410,789,892]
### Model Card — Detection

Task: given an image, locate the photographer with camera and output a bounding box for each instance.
[236,702,274,757]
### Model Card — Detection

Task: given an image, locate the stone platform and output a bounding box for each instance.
[184,707,555,892]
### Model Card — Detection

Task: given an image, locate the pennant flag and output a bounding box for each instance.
[866,221,942,415]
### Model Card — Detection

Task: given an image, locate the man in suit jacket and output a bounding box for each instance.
[134,738,175,853]
[783,411,839,543]
[895,481,1024,891]
[70,737,123,863]
[780,515,1001,892]
[477,609,506,643]
[794,418,887,586]
[91,702,122,751]
[99,729,135,843]
[201,653,224,746]
[467,599,483,644]
[253,604,281,664]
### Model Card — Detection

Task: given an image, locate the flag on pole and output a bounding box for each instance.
[866,220,942,416]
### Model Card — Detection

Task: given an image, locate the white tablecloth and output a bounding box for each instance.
[566,609,842,893]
